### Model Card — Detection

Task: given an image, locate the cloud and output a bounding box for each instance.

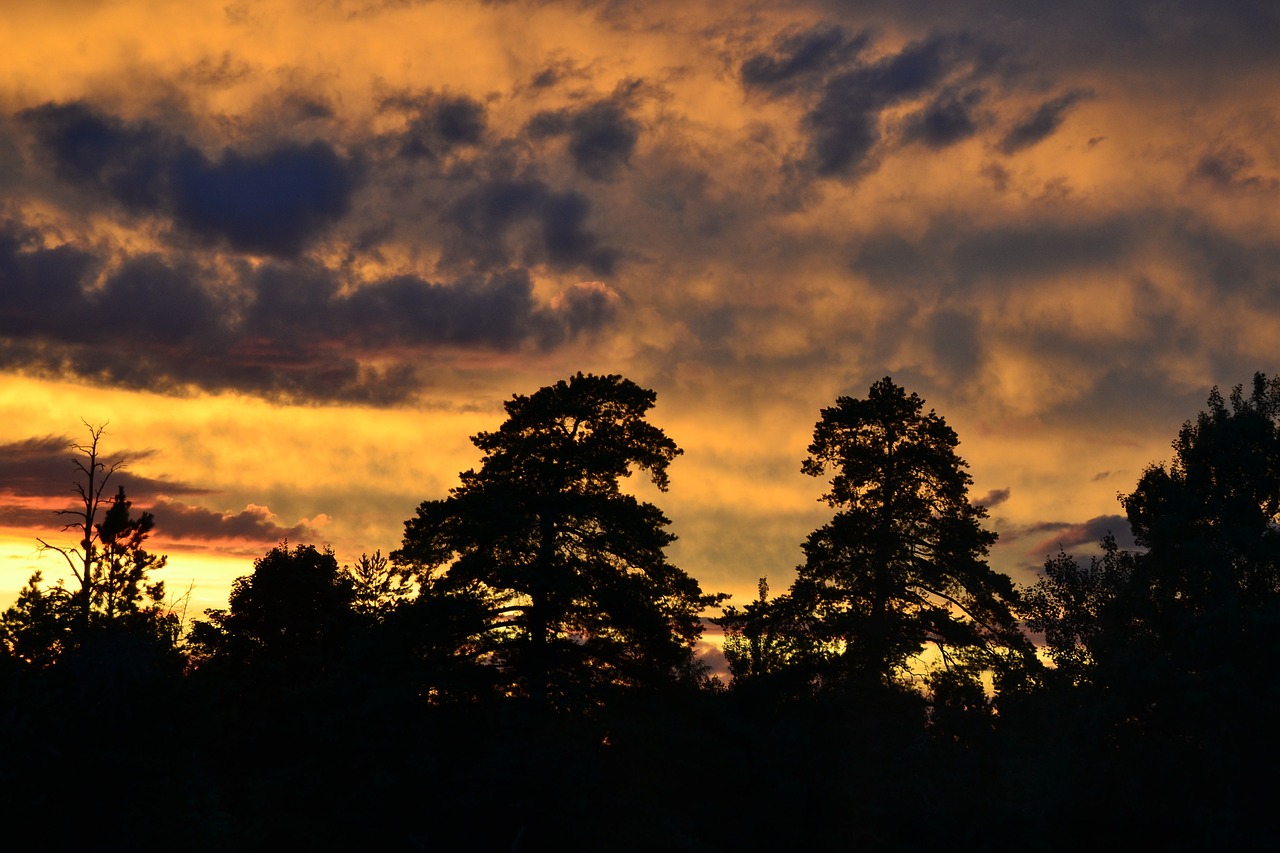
[0,218,620,403]
[998,89,1093,155]
[1190,144,1279,192]
[148,498,315,542]
[0,504,63,530]
[0,434,210,503]
[900,88,985,148]
[526,83,642,182]
[381,89,487,161]
[169,140,357,256]
[850,215,1135,294]
[742,30,1004,180]
[927,308,983,378]
[0,434,309,545]
[805,35,968,176]
[443,178,618,275]
[975,488,1011,509]
[740,23,870,96]
[1016,514,1138,557]
[20,101,358,257]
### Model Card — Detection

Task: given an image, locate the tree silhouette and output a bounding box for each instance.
[1123,373,1280,651]
[1014,375,1280,847]
[190,543,356,677]
[343,550,410,620]
[1,426,177,666]
[1021,533,1134,687]
[785,377,1030,691]
[37,423,127,632]
[393,372,721,710]
[1027,374,1280,690]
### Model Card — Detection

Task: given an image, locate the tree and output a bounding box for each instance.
[1,424,176,666]
[1122,373,1280,643]
[718,578,823,698]
[38,422,127,632]
[190,543,356,675]
[1021,534,1134,687]
[392,372,721,709]
[1015,376,1280,845]
[785,377,1030,691]
[343,550,411,620]
[1028,374,1280,689]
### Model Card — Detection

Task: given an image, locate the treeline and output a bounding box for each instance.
[2,373,1279,850]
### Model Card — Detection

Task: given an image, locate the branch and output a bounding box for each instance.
[35,538,85,584]
[914,583,999,636]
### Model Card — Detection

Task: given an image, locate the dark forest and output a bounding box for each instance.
[3,372,1278,851]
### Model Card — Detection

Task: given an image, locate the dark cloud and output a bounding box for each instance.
[1165,219,1280,304]
[0,435,99,496]
[21,101,179,211]
[21,101,358,256]
[949,218,1130,285]
[901,88,985,148]
[852,216,1134,291]
[1191,144,1279,192]
[178,51,258,88]
[928,307,983,377]
[975,488,1011,509]
[382,90,487,160]
[998,89,1092,155]
[0,434,210,505]
[550,280,621,333]
[0,504,62,530]
[443,178,618,275]
[740,23,870,95]
[148,498,315,542]
[0,437,310,542]
[803,84,882,177]
[527,85,641,181]
[1019,514,1137,556]
[759,32,1000,178]
[527,58,590,91]
[851,233,939,287]
[336,268,611,349]
[0,218,619,403]
[169,141,357,255]
[0,220,100,338]
[92,254,227,346]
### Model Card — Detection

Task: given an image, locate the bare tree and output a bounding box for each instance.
[37,421,125,633]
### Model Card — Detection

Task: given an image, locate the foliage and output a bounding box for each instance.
[95,485,169,619]
[393,372,722,709]
[0,572,74,668]
[784,377,1031,691]
[1021,534,1135,686]
[718,578,824,698]
[190,542,356,674]
[1026,374,1280,689]
[343,550,411,619]
[0,427,177,667]
[1123,373,1280,626]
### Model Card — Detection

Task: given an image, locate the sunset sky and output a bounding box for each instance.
[2,0,1278,624]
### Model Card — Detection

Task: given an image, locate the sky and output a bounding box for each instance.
[1,0,1278,625]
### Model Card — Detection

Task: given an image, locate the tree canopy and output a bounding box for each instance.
[1,427,177,669]
[392,372,721,708]
[1027,373,1280,691]
[780,377,1029,690]
[7,376,1280,849]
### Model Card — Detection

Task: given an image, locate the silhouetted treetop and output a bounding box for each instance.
[1,425,177,669]
[190,542,356,675]
[393,372,719,709]
[783,378,1030,690]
